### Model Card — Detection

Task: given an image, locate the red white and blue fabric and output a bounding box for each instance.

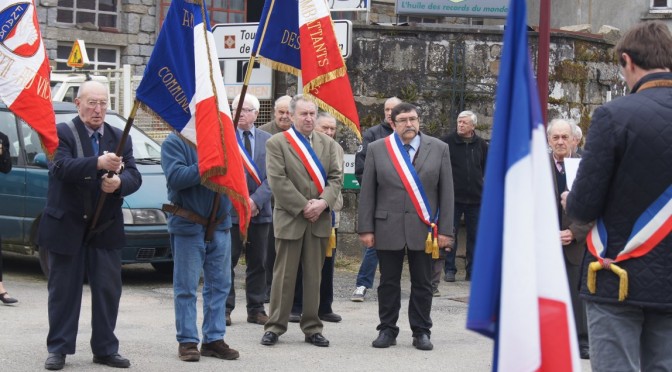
[466,0,579,370]
[0,0,57,157]
[587,184,672,263]
[384,133,436,232]
[235,132,261,186]
[283,126,326,194]
[134,0,250,236]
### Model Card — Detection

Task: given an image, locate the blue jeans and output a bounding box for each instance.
[445,203,480,276]
[355,246,378,288]
[586,301,672,372]
[171,229,232,344]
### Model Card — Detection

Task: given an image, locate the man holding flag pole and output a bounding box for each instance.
[134,0,249,363]
[466,0,581,370]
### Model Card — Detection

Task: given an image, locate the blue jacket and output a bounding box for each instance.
[566,72,672,309]
[38,117,142,254]
[161,133,232,236]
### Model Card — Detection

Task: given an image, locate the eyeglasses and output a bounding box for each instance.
[234,107,257,113]
[395,117,419,124]
[84,100,108,109]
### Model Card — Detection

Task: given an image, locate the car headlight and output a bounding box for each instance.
[122,208,167,225]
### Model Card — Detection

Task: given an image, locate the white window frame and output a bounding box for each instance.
[650,0,672,13]
[56,0,120,28]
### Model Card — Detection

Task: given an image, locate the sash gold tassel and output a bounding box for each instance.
[587,261,629,301]
[326,228,336,258]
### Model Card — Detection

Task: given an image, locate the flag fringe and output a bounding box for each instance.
[303,67,346,93]
[256,56,301,77]
[306,93,362,140]
[201,175,251,242]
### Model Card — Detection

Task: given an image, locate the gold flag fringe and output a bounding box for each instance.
[306,93,362,141]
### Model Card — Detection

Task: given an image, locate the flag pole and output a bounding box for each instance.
[87,100,140,240]
[233,0,276,129]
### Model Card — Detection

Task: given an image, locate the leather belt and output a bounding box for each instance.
[162,204,210,226]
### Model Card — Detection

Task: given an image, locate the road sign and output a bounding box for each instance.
[66,40,89,68]
[222,59,273,100]
[343,154,360,190]
[212,20,352,60]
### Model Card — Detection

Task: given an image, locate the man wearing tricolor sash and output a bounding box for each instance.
[226,94,272,327]
[562,21,672,371]
[261,96,342,347]
[358,103,454,351]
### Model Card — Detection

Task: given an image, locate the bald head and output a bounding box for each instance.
[75,80,109,130]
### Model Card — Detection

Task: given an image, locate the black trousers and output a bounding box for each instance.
[264,220,276,297]
[227,222,270,315]
[47,246,122,356]
[291,254,335,315]
[376,248,433,338]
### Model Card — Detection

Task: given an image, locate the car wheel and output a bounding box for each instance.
[151,261,173,276]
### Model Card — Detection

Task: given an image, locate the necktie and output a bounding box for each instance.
[91,132,99,155]
[305,135,312,148]
[403,144,412,153]
[243,130,252,155]
[558,161,565,174]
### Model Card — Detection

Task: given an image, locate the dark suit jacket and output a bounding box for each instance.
[358,133,454,251]
[38,116,141,255]
[266,129,342,240]
[550,154,591,266]
[233,128,272,225]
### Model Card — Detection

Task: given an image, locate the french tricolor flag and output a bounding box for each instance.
[466,0,580,371]
[135,0,250,236]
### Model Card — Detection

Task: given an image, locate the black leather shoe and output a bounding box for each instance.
[305,333,329,347]
[288,313,301,323]
[319,312,342,323]
[580,345,590,360]
[45,353,66,370]
[412,334,433,351]
[372,331,396,348]
[93,353,131,368]
[261,331,279,346]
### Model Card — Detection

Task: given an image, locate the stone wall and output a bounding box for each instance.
[278,24,622,257]
[38,0,157,76]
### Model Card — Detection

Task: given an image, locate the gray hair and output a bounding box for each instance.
[274,95,292,109]
[232,93,260,111]
[573,125,583,141]
[457,110,477,125]
[289,94,317,114]
[546,118,577,137]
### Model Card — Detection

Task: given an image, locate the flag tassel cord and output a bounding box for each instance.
[87,100,140,238]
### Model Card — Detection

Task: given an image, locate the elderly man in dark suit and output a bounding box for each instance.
[547,118,591,360]
[39,81,141,370]
[226,93,273,326]
[358,102,454,351]
[261,95,342,347]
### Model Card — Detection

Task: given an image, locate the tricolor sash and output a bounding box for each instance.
[235,132,262,186]
[586,184,672,301]
[385,133,440,257]
[284,126,326,194]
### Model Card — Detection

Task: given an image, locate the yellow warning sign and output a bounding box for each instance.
[67,40,89,68]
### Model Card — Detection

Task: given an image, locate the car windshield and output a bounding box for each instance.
[55,112,162,160]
